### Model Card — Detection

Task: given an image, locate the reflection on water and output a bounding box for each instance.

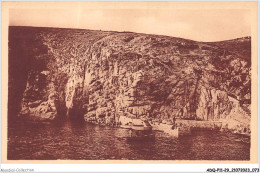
[8,120,250,160]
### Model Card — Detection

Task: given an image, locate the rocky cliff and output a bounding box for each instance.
[8,26,251,134]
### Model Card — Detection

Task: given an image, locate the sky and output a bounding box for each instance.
[9,8,251,42]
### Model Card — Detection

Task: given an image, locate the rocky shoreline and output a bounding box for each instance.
[83,116,250,136]
[9,26,251,136]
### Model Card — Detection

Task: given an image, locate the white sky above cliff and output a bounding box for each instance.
[9,3,251,42]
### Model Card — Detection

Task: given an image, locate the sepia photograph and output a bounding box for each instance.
[1,1,258,165]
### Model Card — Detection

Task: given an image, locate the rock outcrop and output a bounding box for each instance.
[9,26,251,134]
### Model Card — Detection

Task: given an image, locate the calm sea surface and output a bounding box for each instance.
[8,120,250,160]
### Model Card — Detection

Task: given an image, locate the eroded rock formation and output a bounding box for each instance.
[9,26,251,133]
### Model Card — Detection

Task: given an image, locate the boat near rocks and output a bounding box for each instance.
[119,115,154,140]
[127,129,155,141]
[150,121,191,137]
[119,116,152,131]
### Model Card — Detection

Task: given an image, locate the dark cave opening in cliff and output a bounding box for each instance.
[65,108,85,122]
[8,27,32,123]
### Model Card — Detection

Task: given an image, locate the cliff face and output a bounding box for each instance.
[9,26,251,133]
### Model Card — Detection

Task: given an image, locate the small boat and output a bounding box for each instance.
[119,116,154,140]
[131,119,152,131]
[120,123,132,129]
[119,116,152,131]
[150,122,191,137]
[127,129,155,141]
